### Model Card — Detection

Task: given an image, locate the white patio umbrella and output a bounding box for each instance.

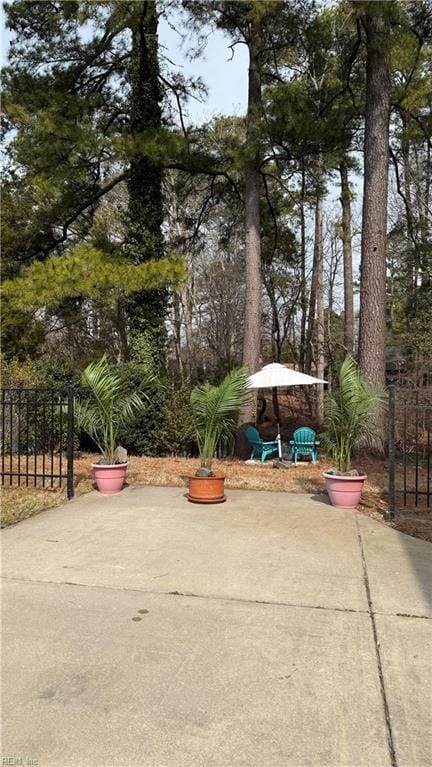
[247,363,327,459]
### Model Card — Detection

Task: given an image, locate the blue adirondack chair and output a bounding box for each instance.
[245,425,279,463]
[290,427,320,464]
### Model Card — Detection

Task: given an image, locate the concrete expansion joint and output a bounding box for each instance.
[2,574,366,615]
[166,589,369,615]
[1,575,430,626]
[355,518,398,767]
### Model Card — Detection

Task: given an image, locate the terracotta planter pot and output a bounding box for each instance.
[91,462,128,494]
[187,472,226,504]
[323,472,367,509]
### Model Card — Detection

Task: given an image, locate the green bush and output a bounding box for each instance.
[114,362,163,456]
[2,354,197,458]
[0,361,79,454]
[1,354,80,391]
[1,356,50,388]
[152,379,197,457]
[115,364,197,457]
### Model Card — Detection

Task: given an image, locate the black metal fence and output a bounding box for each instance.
[388,386,431,517]
[0,387,74,498]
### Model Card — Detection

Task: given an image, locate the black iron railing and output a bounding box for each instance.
[0,387,74,498]
[388,386,431,517]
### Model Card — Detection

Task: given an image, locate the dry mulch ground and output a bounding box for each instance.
[2,453,431,542]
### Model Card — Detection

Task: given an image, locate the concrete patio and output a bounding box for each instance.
[1,486,431,767]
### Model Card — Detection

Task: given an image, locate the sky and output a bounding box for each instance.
[159,15,249,124]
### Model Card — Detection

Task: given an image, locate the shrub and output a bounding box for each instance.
[0,359,79,454]
[1,356,50,388]
[152,379,197,457]
[116,364,197,457]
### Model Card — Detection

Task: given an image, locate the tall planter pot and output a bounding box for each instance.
[187,473,226,504]
[91,462,128,495]
[323,472,367,509]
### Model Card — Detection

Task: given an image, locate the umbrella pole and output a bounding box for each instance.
[276,422,282,459]
[272,386,280,422]
[272,387,283,459]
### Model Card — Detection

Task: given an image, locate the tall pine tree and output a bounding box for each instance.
[123,1,167,353]
[2,0,185,360]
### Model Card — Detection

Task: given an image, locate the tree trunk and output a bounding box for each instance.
[241,17,263,422]
[172,292,183,376]
[326,232,339,391]
[315,194,325,422]
[418,140,430,285]
[264,274,282,362]
[358,7,391,393]
[124,1,167,357]
[116,297,130,363]
[180,284,195,377]
[305,222,319,375]
[299,162,307,371]
[400,124,418,311]
[339,160,354,355]
[425,140,431,247]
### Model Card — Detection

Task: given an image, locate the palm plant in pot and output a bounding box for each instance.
[188,368,248,503]
[75,356,146,494]
[321,356,387,509]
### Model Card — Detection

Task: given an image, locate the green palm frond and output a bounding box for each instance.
[74,400,106,455]
[76,356,147,464]
[81,353,120,399]
[114,391,147,430]
[321,355,387,472]
[191,368,249,470]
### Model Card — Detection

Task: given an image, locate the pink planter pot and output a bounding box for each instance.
[323,472,367,509]
[91,462,128,494]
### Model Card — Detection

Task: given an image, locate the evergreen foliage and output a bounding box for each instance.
[1,0,198,358]
[116,370,196,457]
[2,0,431,415]
[1,244,186,313]
[123,1,167,348]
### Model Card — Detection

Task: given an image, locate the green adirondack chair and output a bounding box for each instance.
[245,425,279,463]
[290,427,320,464]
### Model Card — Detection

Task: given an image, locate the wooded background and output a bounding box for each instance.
[2,0,431,451]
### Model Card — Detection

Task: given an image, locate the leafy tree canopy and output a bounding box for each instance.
[2,244,186,313]
[1,0,204,273]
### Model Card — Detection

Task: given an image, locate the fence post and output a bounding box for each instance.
[388,385,396,520]
[1,388,5,486]
[67,387,74,499]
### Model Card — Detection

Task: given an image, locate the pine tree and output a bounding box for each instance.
[1,244,186,362]
[2,0,191,359]
[123,1,167,352]
[339,159,355,355]
[264,2,362,385]
[358,3,392,391]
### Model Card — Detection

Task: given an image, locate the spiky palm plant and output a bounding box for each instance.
[321,355,387,473]
[190,368,249,472]
[75,356,147,464]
